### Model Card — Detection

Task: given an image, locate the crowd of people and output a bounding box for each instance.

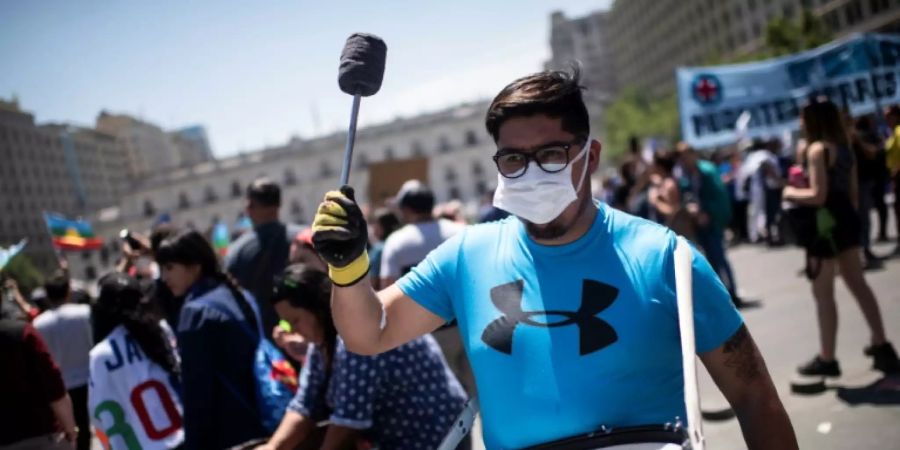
[1,67,899,450]
[599,100,900,377]
[1,177,475,450]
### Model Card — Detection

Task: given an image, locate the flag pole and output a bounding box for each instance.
[42,211,66,270]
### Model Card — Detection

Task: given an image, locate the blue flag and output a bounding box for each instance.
[677,33,900,148]
[0,239,28,271]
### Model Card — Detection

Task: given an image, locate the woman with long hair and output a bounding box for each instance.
[89,272,183,450]
[783,99,898,376]
[648,149,697,242]
[259,264,468,450]
[154,229,268,449]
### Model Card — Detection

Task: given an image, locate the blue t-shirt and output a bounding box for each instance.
[397,202,743,449]
[288,335,467,450]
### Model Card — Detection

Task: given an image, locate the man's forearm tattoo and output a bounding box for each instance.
[722,325,762,382]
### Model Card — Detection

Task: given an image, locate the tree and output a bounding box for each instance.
[603,8,832,158]
[765,9,832,57]
[603,87,680,161]
[2,254,45,295]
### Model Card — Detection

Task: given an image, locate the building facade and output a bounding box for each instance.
[169,125,214,168]
[96,111,181,179]
[71,102,500,280]
[0,100,127,270]
[605,0,900,97]
[545,10,618,136]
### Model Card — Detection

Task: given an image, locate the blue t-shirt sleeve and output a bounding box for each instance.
[288,345,326,418]
[328,346,379,429]
[664,239,743,354]
[394,233,463,323]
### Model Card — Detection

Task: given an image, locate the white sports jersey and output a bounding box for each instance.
[89,325,184,450]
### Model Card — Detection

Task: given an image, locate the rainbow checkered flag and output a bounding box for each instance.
[44,213,103,251]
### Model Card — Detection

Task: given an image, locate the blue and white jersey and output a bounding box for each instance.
[397,202,743,449]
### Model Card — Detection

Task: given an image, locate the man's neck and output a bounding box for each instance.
[404,213,434,224]
[253,218,280,228]
[529,198,597,246]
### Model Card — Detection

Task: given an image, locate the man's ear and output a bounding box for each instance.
[588,139,603,174]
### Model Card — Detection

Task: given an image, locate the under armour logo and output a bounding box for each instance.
[481,279,619,356]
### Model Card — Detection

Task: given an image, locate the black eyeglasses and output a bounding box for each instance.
[492,136,587,179]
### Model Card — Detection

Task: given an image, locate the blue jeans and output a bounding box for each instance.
[698,227,738,299]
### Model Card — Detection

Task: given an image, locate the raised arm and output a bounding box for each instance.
[312,187,445,355]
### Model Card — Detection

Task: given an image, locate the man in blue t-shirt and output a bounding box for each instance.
[310,69,796,449]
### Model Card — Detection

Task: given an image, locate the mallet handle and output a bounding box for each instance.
[339,93,362,186]
[674,236,704,450]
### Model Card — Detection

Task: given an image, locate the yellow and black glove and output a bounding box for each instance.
[311,185,370,286]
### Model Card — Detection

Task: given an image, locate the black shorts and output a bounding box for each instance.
[806,198,860,258]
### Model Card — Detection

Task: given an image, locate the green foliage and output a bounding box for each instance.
[603,87,680,161]
[765,9,833,57]
[603,8,833,158]
[2,254,45,295]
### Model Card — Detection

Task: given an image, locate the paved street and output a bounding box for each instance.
[470,234,900,450]
[701,239,900,450]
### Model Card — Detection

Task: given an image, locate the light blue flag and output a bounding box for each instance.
[0,239,28,271]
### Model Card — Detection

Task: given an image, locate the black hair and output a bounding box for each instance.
[271,264,337,369]
[155,229,259,332]
[399,185,435,214]
[802,98,849,148]
[652,149,678,175]
[150,223,177,254]
[246,177,281,207]
[373,208,401,240]
[485,65,589,142]
[887,105,900,119]
[44,270,70,307]
[92,272,179,375]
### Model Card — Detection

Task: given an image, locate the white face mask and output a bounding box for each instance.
[493,137,591,225]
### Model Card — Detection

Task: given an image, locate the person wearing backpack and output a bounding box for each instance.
[156,230,295,449]
[88,272,183,450]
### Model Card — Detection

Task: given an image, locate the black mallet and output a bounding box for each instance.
[337,33,387,185]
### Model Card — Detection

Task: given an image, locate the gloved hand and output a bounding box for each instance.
[311,185,370,286]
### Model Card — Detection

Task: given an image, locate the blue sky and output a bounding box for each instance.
[1,1,611,157]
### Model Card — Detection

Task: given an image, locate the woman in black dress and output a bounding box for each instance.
[783,99,898,376]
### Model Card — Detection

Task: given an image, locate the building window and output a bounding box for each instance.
[844,1,863,25]
[448,186,460,200]
[284,168,297,186]
[320,161,334,178]
[476,180,488,196]
[178,192,191,209]
[290,200,303,218]
[356,153,369,169]
[472,161,484,177]
[445,167,457,182]
[143,200,156,218]
[408,142,421,157]
[869,0,890,14]
[465,130,479,147]
[438,136,451,153]
[385,146,396,160]
[204,186,218,204]
[782,4,795,17]
[231,180,242,198]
